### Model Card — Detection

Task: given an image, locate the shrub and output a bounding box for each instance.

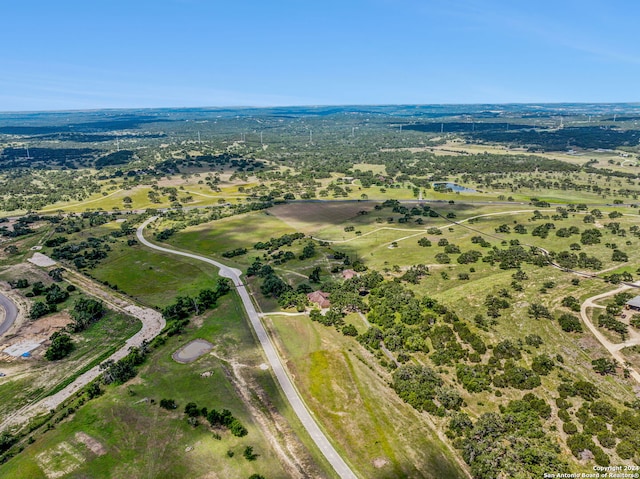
[160,399,178,410]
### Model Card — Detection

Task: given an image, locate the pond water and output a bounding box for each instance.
[433,182,477,193]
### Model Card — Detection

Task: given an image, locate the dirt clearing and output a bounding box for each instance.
[75,431,107,456]
[28,253,57,267]
[269,201,373,233]
[0,311,72,360]
[172,339,214,363]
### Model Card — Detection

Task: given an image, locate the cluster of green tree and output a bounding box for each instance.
[492,360,542,389]
[581,228,603,245]
[392,364,451,415]
[95,150,135,168]
[8,278,29,289]
[183,401,248,436]
[206,408,248,437]
[558,313,583,332]
[254,232,305,251]
[100,342,149,385]
[308,308,343,328]
[44,236,68,247]
[482,244,547,269]
[553,251,602,270]
[155,228,176,241]
[598,313,628,339]
[466,126,640,151]
[68,297,105,332]
[44,331,74,360]
[457,250,483,264]
[41,298,105,360]
[28,282,73,319]
[400,264,429,284]
[50,236,112,269]
[449,394,569,479]
[162,278,231,335]
[159,398,178,410]
[1,169,103,212]
[484,292,511,318]
[424,152,580,175]
[556,382,640,465]
[0,147,100,169]
[592,358,618,375]
[222,247,248,258]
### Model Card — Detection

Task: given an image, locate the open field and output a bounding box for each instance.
[266,313,468,478]
[0,295,330,479]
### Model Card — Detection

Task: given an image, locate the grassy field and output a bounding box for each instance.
[265,313,468,479]
[0,294,331,479]
[162,210,296,268]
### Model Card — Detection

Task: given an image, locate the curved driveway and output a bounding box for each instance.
[137,217,358,479]
[581,286,640,384]
[0,292,18,336]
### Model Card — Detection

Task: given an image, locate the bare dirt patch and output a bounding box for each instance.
[75,431,107,456]
[0,311,72,361]
[36,441,86,479]
[269,201,373,234]
[28,252,57,267]
[172,339,214,363]
[373,457,390,468]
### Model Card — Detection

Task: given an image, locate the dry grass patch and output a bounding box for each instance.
[269,201,373,234]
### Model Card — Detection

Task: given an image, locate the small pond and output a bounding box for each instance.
[433,182,477,193]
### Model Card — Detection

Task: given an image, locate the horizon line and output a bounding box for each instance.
[2,101,640,115]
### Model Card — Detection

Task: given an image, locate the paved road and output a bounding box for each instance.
[0,292,18,336]
[581,285,640,385]
[137,217,358,479]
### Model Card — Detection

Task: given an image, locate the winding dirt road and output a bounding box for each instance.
[580,285,640,385]
[137,217,358,479]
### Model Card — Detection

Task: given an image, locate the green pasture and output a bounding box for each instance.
[266,313,467,479]
[1,295,329,479]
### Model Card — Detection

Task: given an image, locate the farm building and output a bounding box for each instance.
[307,291,330,309]
[625,295,640,311]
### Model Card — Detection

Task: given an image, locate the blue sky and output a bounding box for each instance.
[1,0,639,111]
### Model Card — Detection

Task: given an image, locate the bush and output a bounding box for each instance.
[229,418,248,437]
[45,332,74,361]
[341,324,358,336]
[29,301,56,320]
[558,313,583,332]
[160,399,178,410]
[243,446,258,461]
